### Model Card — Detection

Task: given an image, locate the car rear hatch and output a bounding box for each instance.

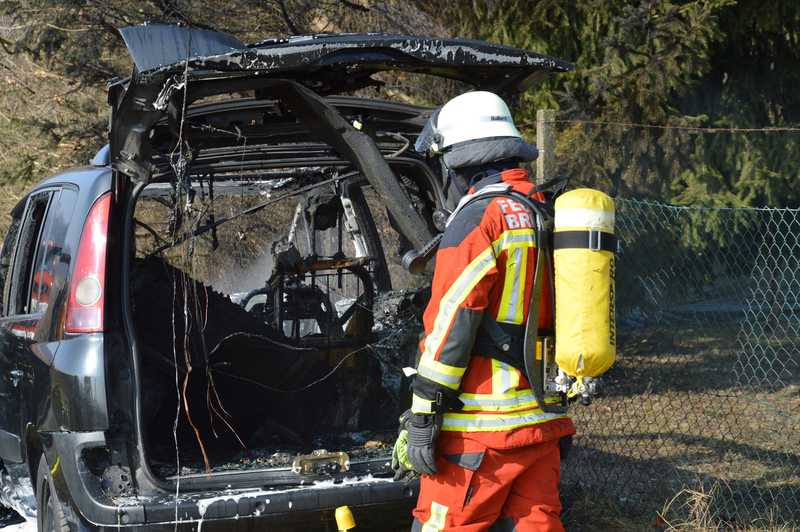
[112,24,571,494]
[117,24,571,95]
[110,24,571,249]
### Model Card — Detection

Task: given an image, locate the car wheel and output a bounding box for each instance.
[35,456,70,532]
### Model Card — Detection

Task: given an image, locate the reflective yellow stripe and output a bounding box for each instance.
[442,410,568,432]
[496,244,529,324]
[417,358,467,390]
[491,359,504,394]
[411,394,435,414]
[50,456,61,477]
[422,501,448,531]
[418,229,532,390]
[491,228,535,254]
[419,244,496,388]
[490,359,519,394]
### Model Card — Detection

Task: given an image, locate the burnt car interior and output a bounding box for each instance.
[131,101,433,480]
[111,24,570,485]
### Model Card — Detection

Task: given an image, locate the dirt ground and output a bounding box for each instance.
[562,325,800,530]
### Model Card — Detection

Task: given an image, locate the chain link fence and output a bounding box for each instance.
[561,198,800,527]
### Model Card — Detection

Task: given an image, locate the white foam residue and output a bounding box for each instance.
[311,474,393,489]
[196,491,248,519]
[0,477,393,531]
[1,518,36,532]
[177,474,393,526]
[0,471,36,519]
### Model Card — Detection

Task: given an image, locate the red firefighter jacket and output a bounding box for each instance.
[411,168,575,450]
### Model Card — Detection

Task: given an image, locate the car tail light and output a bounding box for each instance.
[65,192,111,333]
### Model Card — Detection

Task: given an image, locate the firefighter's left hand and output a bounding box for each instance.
[405,412,441,476]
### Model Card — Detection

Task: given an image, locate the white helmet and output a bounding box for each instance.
[415,91,538,169]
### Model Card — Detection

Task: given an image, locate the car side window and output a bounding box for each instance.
[29,188,77,314]
[7,191,53,316]
[0,210,23,316]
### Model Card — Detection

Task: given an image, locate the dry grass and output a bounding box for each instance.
[656,483,798,532]
[562,482,799,531]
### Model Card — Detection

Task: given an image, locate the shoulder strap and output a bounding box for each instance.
[445,183,513,228]
[450,188,567,414]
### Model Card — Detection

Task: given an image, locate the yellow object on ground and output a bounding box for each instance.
[553,188,617,377]
[335,505,356,531]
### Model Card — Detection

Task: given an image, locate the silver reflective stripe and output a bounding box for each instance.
[411,394,435,414]
[422,501,448,531]
[417,364,462,388]
[442,411,565,431]
[554,207,614,231]
[419,246,496,385]
[499,365,512,394]
[460,391,536,408]
[490,359,519,396]
[507,247,524,319]
[445,183,512,227]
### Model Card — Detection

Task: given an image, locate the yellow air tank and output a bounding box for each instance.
[553,188,616,377]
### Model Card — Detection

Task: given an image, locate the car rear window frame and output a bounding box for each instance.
[28,186,78,316]
[6,188,57,317]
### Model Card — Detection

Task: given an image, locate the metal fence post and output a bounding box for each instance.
[536,109,556,185]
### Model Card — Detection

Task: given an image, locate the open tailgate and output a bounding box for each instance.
[118,24,572,94]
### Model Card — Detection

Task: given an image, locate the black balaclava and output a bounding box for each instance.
[445,159,519,206]
[459,159,520,188]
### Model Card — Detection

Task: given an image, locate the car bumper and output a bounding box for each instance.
[43,432,418,530]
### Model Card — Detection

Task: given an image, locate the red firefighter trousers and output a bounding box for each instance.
[411,437,564,531]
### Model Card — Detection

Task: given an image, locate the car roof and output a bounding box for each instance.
[32,166,111,192]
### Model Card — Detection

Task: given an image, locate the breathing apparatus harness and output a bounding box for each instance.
[444,176,609,414]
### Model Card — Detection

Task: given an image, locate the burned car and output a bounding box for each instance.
[0,24,570,530]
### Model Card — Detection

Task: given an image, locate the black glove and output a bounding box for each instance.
[406,412,442,476]
[391,410,416,481]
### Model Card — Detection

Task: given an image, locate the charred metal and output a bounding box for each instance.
[50,22,574,525]
[111,22,569,487]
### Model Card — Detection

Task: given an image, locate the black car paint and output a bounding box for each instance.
[0,168,112,450]
[117,24,571,89]
[0,167,112,524]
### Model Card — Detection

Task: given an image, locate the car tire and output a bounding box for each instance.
[35,456,70,532]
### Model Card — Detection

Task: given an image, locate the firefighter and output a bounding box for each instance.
[391,91,575,531]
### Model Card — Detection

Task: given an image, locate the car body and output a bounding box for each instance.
[0,24,570,531]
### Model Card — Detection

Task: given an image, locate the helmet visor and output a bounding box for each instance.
[414,108,442,155]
